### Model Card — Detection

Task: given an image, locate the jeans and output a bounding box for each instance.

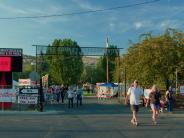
[77,95,82,107]
[168,100,173,112]
[68,98,73,108]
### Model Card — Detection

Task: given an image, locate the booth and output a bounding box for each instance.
[96,83,118,98]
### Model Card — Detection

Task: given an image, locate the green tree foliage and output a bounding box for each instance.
[45,39,83,85]
[81,66,96,84]
[122,28,184,89]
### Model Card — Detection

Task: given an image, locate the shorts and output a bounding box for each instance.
[130,105,139,113]
[150,103,160,110]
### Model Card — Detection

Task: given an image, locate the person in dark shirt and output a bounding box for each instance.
[60,86,64,103]
[165,86,173,112]
[147,85,161,125]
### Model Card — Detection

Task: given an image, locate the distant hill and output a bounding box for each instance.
[23,55,36,65]
[82,56,99,67]
[23,55,99,67]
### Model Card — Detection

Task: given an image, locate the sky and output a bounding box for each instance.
[0,0,183,56]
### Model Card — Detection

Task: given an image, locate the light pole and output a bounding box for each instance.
[176,68,178,94]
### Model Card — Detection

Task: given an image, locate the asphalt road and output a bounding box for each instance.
[0,97,183,138]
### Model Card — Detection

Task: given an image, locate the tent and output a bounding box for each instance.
[99,83,118,87]
[97,83,118,98]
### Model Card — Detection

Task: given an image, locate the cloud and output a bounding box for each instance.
[134,22,143,29]
[0,3,28,15]
[160,20,182,29]
[72,0,103,10]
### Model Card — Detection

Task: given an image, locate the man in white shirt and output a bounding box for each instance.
[125,80,143,126]
[67,87,74,108]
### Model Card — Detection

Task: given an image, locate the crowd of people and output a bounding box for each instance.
[43,84,84,108]
[125,80,174,126]
[42,80,175,126]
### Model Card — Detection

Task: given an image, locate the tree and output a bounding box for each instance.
[45,39,83,85]
[122,28,184,89]
[81,65,96,84]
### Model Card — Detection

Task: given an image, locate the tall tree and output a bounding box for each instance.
[122,28,184,89]
[46,39,83,85]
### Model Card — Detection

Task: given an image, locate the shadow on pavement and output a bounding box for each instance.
[44,97,150,115]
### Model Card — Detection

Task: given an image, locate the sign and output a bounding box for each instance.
[0,48,22,56]
[18,79,31,86]
[0,89,16,102]
[144,89,151,99]
[0,48,22,72]
[0,57,11,72]
[29,71,39,81]
[42,74,48,87]
[0,72,12,88]
[180,85,184,94]
[18,94,38,104]
[20,88,38,94]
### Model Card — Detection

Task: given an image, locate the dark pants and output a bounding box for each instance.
[77,95,82,107]
[168,100,173,112]
[61,93,64,103]
[68,98,73,108]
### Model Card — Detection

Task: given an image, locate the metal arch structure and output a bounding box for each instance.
[33,45,124,78]
[33,45,124,56]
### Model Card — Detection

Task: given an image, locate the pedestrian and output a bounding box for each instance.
[125,80,143,126]
[160,99,165,113]
[60,85,64,103]
[165,86,173,113]
[67,86,74,108]
[146,85,161,124]
[56,86,61,104]
[76,84,83,107]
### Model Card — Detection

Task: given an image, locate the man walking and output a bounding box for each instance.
[125,80,143,126]
[76,84,83,107]
[67,87,74,108]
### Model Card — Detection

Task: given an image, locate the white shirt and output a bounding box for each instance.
[127,87,143,105]
[67,90,73,98]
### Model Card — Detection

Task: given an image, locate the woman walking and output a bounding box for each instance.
[146,85,161,125]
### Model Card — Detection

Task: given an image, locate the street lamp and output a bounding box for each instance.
[39,51,44,112]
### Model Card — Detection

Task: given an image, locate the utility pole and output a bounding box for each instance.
[176,68,178,94]
[106,37,109,83]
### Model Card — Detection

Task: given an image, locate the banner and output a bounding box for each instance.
[180,85,184,94]
[18,94,38,104]
[0,89,16,102]
[19,88,38,94]
[18,79,31,86]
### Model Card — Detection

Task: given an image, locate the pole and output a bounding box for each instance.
[39,51,44,112]
[106,52,109,83]
[118,56,121,102]
[106,38,109,83]
[124,66,127,97]
[36,45,38,72]
[176,68,178,94]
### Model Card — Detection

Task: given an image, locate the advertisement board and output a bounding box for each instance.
[0,57,11,72]
[180,85,184,95]
[18,79,31,86]
[18,94,38,104]
[0,89,16,102]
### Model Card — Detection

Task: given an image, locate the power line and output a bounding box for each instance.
[0,0,161,20]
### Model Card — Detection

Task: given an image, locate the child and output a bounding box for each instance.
[160,99,165,113]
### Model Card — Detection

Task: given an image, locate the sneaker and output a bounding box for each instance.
[131,119,135,124]
[153,121,157,125]
[135,121,139,126]
[152,119,157,125]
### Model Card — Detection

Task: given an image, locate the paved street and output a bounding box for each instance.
[0,97,183,138]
